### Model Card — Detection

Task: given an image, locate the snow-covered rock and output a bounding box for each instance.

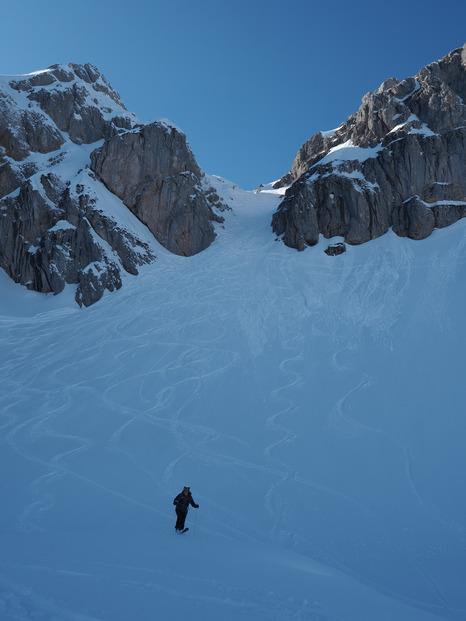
[0,166,155,306]
[272,44,466,249]
[0,63,226,305]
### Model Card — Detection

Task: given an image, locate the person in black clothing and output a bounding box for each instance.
[173,486,199,531]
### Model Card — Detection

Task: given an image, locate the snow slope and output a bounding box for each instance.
[1,179,465,621]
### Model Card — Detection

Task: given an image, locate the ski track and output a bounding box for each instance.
[2,305,463,616]
[325,338,466,618]
[1,192,466,620]
[260,221,465,617]
[264,344,303,538]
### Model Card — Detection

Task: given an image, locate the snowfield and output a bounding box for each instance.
[1,177,465,621]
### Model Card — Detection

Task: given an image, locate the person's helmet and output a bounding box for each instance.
[183,486,190,491]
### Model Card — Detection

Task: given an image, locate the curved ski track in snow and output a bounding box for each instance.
[1,184,466,620]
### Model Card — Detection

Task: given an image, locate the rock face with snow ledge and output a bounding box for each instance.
[272,44,466,249]
[0,63,225,306]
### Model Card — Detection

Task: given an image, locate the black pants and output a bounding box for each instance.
[175,508,187,530]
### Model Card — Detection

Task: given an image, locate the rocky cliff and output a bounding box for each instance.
[272,44,466,250]
[0,63,225,306]
[90,122,224,257]
[2,46,465,306]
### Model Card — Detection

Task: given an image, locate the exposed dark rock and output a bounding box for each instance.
[272,44,466,250]
[26,83,128,145]
[325,242,346,256]
[0,90,64,160]
[0,63,149,306]
[392,196,435,240]
[272,172,294,189]
[8,63,136,147]
[432,202,466,229]
[3,47,464,308]
[91,122,225,256]
[0,172,155,307]
[0,62,227,306]
[0,161,24,199]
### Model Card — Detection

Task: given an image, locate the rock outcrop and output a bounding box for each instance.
[91,122,224,257]
[0,168,155,307]
[324,242,346,256]
[0,63,226,305]
[272,44,466,250]
[0,63,155,306]
[2,46,465,305]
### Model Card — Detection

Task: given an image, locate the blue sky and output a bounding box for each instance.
[2,0,465,189]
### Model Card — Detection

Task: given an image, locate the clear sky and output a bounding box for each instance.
[2,0,465,189]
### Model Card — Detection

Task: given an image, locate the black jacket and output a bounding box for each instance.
[173,491,198,514]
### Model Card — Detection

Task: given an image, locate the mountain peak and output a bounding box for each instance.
[0,61,227,306]
[1,45,465,306]
[272,44,466,249]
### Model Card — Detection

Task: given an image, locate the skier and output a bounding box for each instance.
[173,486,199,532]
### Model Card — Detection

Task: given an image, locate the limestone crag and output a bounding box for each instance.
[0,63,226,305]
[2,47,465,305]
[0,169,155,307]
[0,63,155,306]
[272,44,466,250]
[91,122,225,257]
[8,62,135,146]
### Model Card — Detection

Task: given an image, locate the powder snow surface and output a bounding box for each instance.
[1,178,465,621]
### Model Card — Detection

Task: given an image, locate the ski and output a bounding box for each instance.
[178,527,189,534]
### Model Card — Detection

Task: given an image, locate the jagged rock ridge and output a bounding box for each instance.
[0,63,226,306]
[272,44,466,250]
[2,46,465,306]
